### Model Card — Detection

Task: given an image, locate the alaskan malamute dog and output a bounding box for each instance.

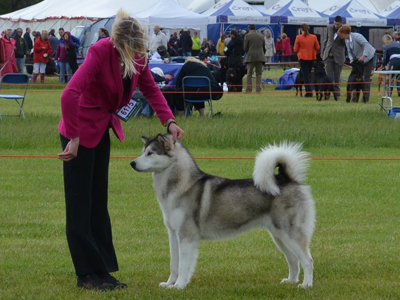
[131,134,315,290]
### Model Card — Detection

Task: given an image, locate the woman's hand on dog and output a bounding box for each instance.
[58,137,79,161]
[167,120,184,142]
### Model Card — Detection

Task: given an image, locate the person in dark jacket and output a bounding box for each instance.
[23,27,33,52]
[63,31,79,75]
[49,29,59,57]
[225,30,244,70]
[180,28,192,57]
[169,57,223,117]
[13,28,28,72]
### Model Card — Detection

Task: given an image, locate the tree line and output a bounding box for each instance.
[0,0,42,15]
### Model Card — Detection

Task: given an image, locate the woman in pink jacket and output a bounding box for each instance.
[0,28,18,76]
[58,10,184,291]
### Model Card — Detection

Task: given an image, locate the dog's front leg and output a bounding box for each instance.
[169,234,200,289]
[159,227,179,288]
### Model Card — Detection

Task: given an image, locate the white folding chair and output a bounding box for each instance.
[182,76,213,117]
[0,73,30,119]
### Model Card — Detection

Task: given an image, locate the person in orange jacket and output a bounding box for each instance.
[294,24,320,97]
[33,29,52,83]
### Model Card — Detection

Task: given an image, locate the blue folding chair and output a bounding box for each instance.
[0,73,30,119]
[182,76,213,117]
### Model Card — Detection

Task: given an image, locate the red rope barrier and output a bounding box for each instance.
[1,155,399,161]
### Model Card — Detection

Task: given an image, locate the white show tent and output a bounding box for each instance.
[263,0,329,25]
[0,0,159,33]
[322,0,387,27]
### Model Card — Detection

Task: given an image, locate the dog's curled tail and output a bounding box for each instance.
[253,142,309,196]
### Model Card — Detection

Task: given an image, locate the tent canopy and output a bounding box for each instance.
[201,0,270,24]
[322,0,387,27]
[264,0,329,25]
[381,1,400,25]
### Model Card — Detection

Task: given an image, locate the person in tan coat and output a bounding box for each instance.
[294,23,320,97]
[244,24,266,93]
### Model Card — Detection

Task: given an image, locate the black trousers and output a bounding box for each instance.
[60,131,118,277]
[299,59,314,96]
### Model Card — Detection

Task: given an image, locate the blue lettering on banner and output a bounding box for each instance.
[271,4,281,10]
[328,6,339,11]
[291,7,315,13]
[348,8,371,14]
[212,1,228,10]
[232,6,254,11]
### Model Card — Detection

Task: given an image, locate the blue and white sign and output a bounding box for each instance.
[202,0,270,24]
[322,0,387,27]
[264,0,329,25]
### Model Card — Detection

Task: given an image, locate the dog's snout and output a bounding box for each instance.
[130,160,136,170]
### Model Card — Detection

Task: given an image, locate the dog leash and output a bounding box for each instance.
[0,48,15,73]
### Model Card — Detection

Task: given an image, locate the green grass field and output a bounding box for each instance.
[1,69,400,300]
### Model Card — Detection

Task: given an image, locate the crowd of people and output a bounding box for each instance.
[0,26,81,83]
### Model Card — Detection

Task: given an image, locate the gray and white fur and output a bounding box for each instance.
[131,134,315,290]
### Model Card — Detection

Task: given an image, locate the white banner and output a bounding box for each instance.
[227,16,271,24]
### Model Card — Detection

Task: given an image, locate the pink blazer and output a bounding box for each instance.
[58,38,174,148]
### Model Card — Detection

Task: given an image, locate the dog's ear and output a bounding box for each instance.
[156,134,174,151]
[141,136,149,144]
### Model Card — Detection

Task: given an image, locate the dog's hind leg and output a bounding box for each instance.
[270,235,300,284]
[279,234,313,288]
[159,228,180,288]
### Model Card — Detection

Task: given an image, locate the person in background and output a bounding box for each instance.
[264,31,275,70]
[57,9,184,291]
[32,29,52,83]
[55,33,72,84]
[48,29,59,57]
[0,28,18,75]
[281,33,292,62]
[168,32,180,56]
[180,28,192,57]
[191,31,201,56]
[201,37,208,50]
[392,31,399,43]
[338,24,375,103]
[244,24,266,93]
[97,28,110,41]
[225,30,244,71]
[275,36,283,63]
[150,25,168,55]
[63,31,79,76]
[321,15,346,101]
[58,28,80,56]
[23,27,33,52]
[156,45,170,60]
[13,28,28,73]
[294,23,320,98]
[381,34,400,96]
[217,34,226,56]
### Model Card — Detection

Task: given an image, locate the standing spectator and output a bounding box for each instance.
[191,31,201,56]
[225,30,244,71]
[392,31,399,43]
[338,25,375,103]
[180,28,192,57]
[48,29,59,57]
[168,32,180,56]
[150,25,168,55]
[275,36,283,62]
[55,33,71,84]
[264,31,275,69]
[321,16,346,101]
[23,27,33,52]
[244,24,266,93]
[381,34,400,95]
[294,23,320,98]
[33,29,52,83]
[0,29,18,76]
[64,32,79,77]
[97,28,110,41]
[281,33,292,62]
[57,10,183,291]
[13,28,28,73]
[201,37,208,50]
[58,28,80,55]
[217,34,226,56]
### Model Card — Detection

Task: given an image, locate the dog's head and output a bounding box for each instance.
[350,61,364,80]
[314,61,326,74]
[227,68,236,79]
[131,134,176,173]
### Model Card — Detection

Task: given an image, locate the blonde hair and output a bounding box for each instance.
[111,9,148,78]
[41,29,48,35]
[4,28,12,36]
[281,33,287,39]
[382,34,393,46]
[185,56,206,67]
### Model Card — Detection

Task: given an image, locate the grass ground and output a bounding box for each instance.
[0,67,399,299]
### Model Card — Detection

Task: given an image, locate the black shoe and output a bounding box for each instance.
[77,274,114,291]
[103,274,127,289]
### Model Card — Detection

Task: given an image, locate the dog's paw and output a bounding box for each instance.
[159,282,172,288]
[298,282,312,289]
[280,278,298,284]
